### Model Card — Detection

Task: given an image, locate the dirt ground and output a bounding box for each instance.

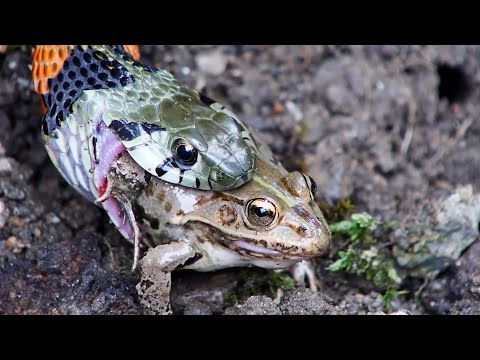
[0,45,479,315]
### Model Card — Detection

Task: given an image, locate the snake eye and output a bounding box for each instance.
[246,199,278,227]
[172,138,198,165]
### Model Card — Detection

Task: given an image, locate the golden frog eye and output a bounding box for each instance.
[246,199,278,227]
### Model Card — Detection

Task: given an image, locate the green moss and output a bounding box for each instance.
[266,271,295,295]
[318,198,354,223]
[224,292,239,307]
[223,268,295,308]
[381,289,409,313]
[327,212,408,312]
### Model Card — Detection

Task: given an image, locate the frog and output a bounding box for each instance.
[106,145,331,314]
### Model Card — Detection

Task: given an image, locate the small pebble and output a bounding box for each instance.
[4,187,25,200]
[0,158,12,172]
[0,200,8,229]
[46,213,61,224]
[272,102,284,114]
[34,227,42,237]
[196,51,227,76]
[5,236,26,254]
[9,216,26,227]
[285,101,303,122]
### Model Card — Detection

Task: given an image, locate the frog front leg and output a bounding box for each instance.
[136,241,196,315]
[290,260,321,293]
[96,152,151,269]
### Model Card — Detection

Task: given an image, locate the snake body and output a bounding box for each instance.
[32,45,257,197]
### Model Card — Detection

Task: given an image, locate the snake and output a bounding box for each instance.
[31,45,257,195]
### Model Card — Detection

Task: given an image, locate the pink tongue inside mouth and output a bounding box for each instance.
[94,124,127,188]
[233,240,281,256]
[94,123,132,240]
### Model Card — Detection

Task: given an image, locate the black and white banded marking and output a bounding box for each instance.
[108,118,203,188]
[42,46,135,136]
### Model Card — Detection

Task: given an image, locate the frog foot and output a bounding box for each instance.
[290,260,321,293]
[136,242,196,315]
[94,176,113,204]
[116,194,142,270]
[96,172,143,270]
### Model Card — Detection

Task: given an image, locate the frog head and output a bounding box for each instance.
[172,155,332,270]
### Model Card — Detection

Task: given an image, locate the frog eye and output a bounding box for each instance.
[307,175,317,196]
[300,173,317,199]
[246,199,278,227]
[172,138,198,165]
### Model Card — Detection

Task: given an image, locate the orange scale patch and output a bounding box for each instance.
[32,45,141,115]
[32,45,73,96]
[123,45,140,61]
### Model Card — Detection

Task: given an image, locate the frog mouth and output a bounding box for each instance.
[233,240,282,256]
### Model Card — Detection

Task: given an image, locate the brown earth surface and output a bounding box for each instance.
[1,45,479,314]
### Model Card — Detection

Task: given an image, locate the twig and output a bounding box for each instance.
[400,100,417,156]
[414,278,429,299]
[428,116,474,166]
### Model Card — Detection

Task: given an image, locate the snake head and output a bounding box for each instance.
[161,91,258,191]
[118,93,258,192]
[188,111,256,191]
